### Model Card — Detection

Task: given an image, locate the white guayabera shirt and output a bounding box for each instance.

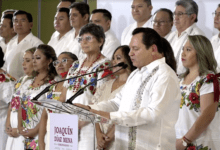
[91,57,181,150]
[1,32,43,80]
[121,16,153,45]
[48,29,73,57]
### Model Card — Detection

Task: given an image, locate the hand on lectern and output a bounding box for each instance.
[90,109,110,120]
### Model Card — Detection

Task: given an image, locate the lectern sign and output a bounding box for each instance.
[50,113,78,150]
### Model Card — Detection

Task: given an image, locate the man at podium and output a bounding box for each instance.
[79,28,181,149]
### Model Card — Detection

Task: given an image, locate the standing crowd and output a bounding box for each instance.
[0,0,220,149]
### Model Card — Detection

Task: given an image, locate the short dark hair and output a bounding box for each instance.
[57,7,70,18]
[132,28,176,72]
[91,9,112,21]
[154,8,173,22]
[79,23,105,50]
[36,44,58,80]
[70,2,90,17]
[13,10,33,22]
[2,9,17,15]
[143,0,152,6]
[218,4,220,7]
[60,0,75,3]
[60,52,78,62]
[112,45,136,72]
[2,14,13,28]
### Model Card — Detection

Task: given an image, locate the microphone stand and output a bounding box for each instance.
[32,62,126,101]
[66,64,128,104]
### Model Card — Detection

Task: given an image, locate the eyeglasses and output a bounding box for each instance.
[78,36,94,43]
[173,12,190,18]
[53,58,73,67]
[212,12,220,17]
[151,20,171,26]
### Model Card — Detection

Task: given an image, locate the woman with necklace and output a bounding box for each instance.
[38,52,78,150]
[59,23,111,150]
[175,35,220,150]
[91,45,136,150]
[16,44,57,150]
[5,47,36,150]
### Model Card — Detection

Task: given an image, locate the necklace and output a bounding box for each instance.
[30,74,48,89]
[72,53,101,93]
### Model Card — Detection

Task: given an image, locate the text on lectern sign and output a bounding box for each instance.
[50,113,78,150]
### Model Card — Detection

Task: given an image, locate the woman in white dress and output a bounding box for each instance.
[91,45,136,150]
[16,44,57,150]
[175,35,220,150]
[5,47,36,150]
[59,23,111,150]
[38,52,78,150]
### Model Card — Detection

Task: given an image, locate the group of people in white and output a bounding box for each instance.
[0,0,220,149]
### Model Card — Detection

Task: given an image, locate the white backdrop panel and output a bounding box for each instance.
[97,0,220,43]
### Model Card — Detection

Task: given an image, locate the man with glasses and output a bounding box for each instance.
[169,0,204,75]
[152,8,173,43]
[211,4,220,72]
[121,0,153,45]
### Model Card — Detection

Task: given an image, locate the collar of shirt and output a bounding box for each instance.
[16,32,33,44]
[134,15,153,28]
[138,57,165,74]
[54,28,73,41]
[174,23,196,38]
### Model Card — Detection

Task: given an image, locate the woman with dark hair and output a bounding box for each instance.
[175,35,220,150]
[59,23,111,149]
[5,47,36,150]
[38,52,78,150]
[15,44,57,150]
[91,45,136,149]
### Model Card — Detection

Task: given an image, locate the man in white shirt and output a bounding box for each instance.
[57,0,75,9]
[152,8,174,43]
[0,14,17,54]
[211,4,220,69]
[65,2,89,61]
[0,10,43,80]
[78,28,181,149]
[121,0,153,45]
[90,9,120,59]
[48,8,72,56]
[169,0,205,75]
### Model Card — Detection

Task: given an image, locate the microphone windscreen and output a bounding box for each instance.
[122,64,128,69]
[117,62,125,67]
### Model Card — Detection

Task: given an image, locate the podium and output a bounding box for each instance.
[31,99,112,150]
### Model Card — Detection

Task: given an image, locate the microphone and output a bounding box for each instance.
[66,63,128,104]
[32,62,127,101]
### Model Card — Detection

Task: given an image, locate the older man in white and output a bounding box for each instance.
[169,0,205,75]
[90,9,120,59]
[121,0,153,45]
[48,8,72,56]
[77,28,181,149]
[0,10,43,80]
[152,8,174,43]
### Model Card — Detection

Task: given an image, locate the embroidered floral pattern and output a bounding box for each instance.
[179,74,213,112]
[11,96,20,111]
[67,59,111,95]
[25,138,39,150]
[187,143,210,150]
[0,72,16,83]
